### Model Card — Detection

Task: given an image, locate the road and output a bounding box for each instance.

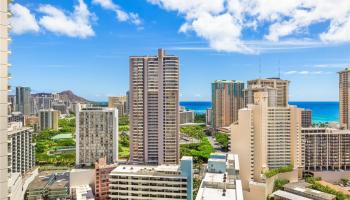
[207,136,224,152]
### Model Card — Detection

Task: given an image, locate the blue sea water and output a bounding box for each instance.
[180,101,339,123]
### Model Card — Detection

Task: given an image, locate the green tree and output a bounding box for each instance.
[215,132,229,151]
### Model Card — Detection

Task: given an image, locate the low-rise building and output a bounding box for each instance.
[196,153,243,200]
[26,171,70,200]
[24,115,39,131]
[271,182,336,200]
[109,156,193,200]
[8,112,24,124]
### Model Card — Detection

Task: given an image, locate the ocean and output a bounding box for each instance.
[180,101,339,123]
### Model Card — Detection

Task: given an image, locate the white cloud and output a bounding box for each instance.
[148,0,350,53]
[284,70,332,75]
[9,3,40,34]
[38,0,95,38]
[92,0,142,26]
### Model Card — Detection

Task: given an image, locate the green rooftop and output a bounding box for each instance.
[51,133,73,140]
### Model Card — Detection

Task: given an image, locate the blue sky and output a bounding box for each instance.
[9,0,350,101]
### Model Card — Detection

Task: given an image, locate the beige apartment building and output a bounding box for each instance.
[108,96,127,116]
[247,78,289,107]
[339,68,350,129]
[76,105,118,166]
[129,49,179,165]
[231,91,303,191]
[302,127,350,171]
[212,80,245,129]
[0,0,10,198]
[39,109,59,130]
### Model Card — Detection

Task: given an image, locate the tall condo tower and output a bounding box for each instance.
[211,80,244,129]
[0,0,10,198]
[247,78,289,107]
[339,68,350,129]
[129,49,179,165]
[15,86,31,115]
[76,105,118,166]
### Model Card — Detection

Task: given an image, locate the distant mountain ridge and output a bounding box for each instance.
[58,90,90,103]
[32,90,90,103]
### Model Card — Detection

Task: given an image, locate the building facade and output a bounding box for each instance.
[0,0,10,198]
[76,106,118,166]
[196,153,243,200]
[212,80,244,129]
[339,68,350,129]
[303,127,350,171]
[16,86,31,115]
[94,157,117,200]
[108,96,127,117]
[8,112,24,124]
[301,109,312,128]
[247,78,289,107]
[245,85,277,107]
[180,107,195,125]
[206,108,212,126]
[231,91,303,190]
[8,122,35,174]
[109,156,193,200]
[39,109,59,130]
[129,49,179,165]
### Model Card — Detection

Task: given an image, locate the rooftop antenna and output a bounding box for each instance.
[259,57,262,79]
[278,59,281,79]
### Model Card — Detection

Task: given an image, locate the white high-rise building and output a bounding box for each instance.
[129,49,180,165]
[109,156,193,200]
[0,0,10,198]
[8,122,35,174]
[76,105,118,166]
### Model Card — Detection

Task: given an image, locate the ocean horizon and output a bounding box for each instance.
[180,101,339,123]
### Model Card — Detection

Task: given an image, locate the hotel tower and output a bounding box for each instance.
[0,0,10,199]
[211,80,245,129]
[339,68,350,129]
[129,49,179,165]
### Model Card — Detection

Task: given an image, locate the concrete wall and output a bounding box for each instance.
[243,169,299,200]
[70,169,95,190]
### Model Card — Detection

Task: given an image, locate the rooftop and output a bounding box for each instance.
[272,190,312,200]
[284,182,336,200]
[196,187,238,200]
[111,164,181,176]
[27,171,69,191]
[72,185,94,200]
